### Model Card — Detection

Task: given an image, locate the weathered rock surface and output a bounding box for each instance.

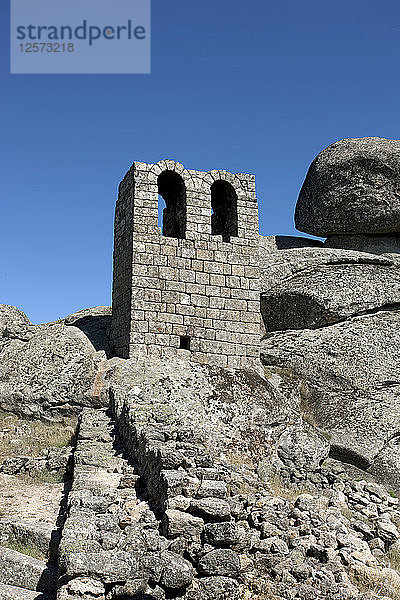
[261,310,400,491]
[260,243,395,291]
[0,546,57,593]
[0,305,34,344]
[261,262,400,330]
[0,446,72,479]
[0,313,106,420]
[0,519,58,564]
[107,354,294,471]
[259,241,400,491]
[295,137,400,236]
[325,233,400,256]
[55,306,112,357]
[0,582,52,599]
[276,422,330,471]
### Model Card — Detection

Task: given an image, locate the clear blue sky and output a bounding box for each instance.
[1,0,400,323]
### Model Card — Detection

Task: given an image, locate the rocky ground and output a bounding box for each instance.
[0,285,400,598]
[1,302,400,599]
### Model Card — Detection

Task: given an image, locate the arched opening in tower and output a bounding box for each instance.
[158,170,187,239]
[211,180,238,242]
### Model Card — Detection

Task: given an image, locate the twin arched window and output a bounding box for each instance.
[157,171,238,241]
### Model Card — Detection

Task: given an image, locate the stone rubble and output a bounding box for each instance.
[56,390,400,600]
[0,446,72,479]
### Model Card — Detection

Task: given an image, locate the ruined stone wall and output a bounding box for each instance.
[111,160,260,368]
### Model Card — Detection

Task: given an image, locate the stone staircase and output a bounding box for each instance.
[57,408,160,599]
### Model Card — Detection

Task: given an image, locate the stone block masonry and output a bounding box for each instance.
[111,159,261,368]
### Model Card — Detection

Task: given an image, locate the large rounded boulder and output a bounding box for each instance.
[295,137,400,236]
[0,305,107,420]
[57,306,112,356]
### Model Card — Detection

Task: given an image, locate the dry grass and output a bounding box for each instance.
[268,472,311,502]
[340,506,356,522]
[349,564,400,600]
[226,451,255,471]
[224,452,256,495]
[3,539,45,560]
[23,470,66,485]
[389,547,400,574]
[0,409,76,462]
[263,365,297,380]
[240,581,285,600]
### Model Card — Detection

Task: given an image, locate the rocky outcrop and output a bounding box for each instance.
[325,233,400,256]
[260,237,400,488]
[0,307,106,420]
[55,356,400,600]
[261,262,400,330]
[295,137,400,236]
[0,301,399,599]
[261,310,400,491]
[108,354,294,469]
[260,175,400,494]
[54,306,112,357]
[3,135,400,599]
[0,305,34,344]
[259,243,394,295]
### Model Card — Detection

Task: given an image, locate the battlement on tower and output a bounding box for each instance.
[110,159,260,368]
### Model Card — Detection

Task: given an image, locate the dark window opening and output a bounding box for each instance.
[211,180,238,242]
[158,170,187,239]
[179,336,191,350]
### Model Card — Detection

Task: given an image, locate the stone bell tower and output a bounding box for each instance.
[111,159,260,368]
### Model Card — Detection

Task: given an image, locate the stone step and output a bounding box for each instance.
[0,546,57,594]
[0,519,59,564]
[0,581,53,599]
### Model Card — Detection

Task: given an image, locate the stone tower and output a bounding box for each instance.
[111,159,260,368]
